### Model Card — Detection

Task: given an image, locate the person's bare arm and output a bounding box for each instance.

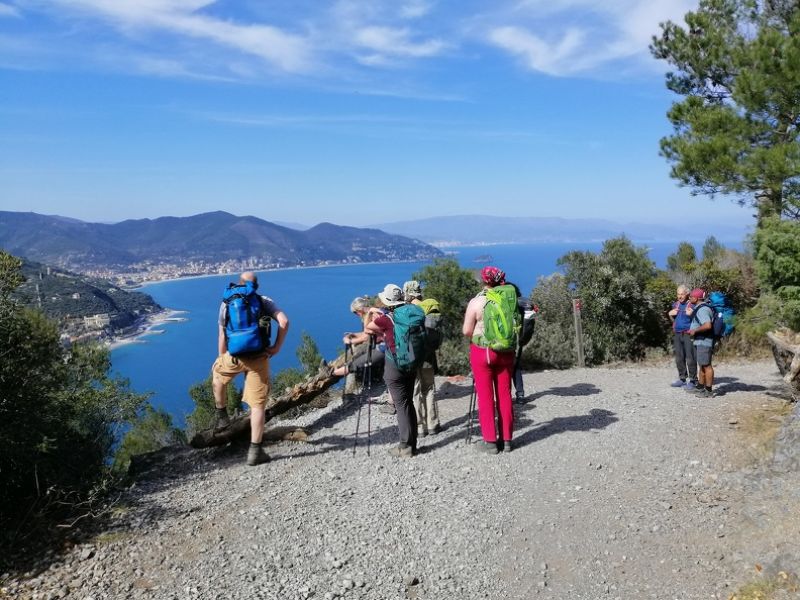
[365,320,381,336]
[267,311,290,357]
[218,324,227,355]
[463,299,479,338]
[344,331,370,345]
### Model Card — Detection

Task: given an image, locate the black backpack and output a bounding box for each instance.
[518,297,536,347]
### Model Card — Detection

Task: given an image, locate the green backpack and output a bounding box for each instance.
[474,284,520,351]
[388,303,427,371]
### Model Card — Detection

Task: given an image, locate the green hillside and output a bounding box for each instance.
[13,259,161,331]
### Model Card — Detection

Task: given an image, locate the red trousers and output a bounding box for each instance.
[469,344,515,442]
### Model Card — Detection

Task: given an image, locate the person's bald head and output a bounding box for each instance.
[240,271,258,285]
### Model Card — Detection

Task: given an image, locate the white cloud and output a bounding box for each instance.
[45,0,313,73]
[355,26,445,58]
[4,0,695,84]
[328,0,446,66]
[485,0,696,76]
[488,26,585,76]
[399,0,433,20]
[0,2,20,17]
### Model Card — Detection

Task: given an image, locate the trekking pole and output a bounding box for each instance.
[465,376,476,444]
[352,338,373,456]
[341,343,352,402]
[365,335,375,456]
[352,344,369,456]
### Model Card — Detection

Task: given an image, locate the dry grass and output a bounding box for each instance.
[729,399,794,467]
[729,569,800,599]
[92,530,132,545]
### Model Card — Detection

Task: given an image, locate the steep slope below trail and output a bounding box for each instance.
[5,360,797,600]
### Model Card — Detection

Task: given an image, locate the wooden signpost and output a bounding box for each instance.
[572,298,585,368]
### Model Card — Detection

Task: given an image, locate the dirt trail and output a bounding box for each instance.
[4,360,797,600]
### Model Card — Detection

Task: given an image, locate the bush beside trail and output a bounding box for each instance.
[0,252,151,562]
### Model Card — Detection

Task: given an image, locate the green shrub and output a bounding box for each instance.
[184,376,242,439]
[666,241,697,272]
[413,258,480,340]
[754,219,800,291]
[646,272,681,342]
[295,331,323,375]
[558,237,664,363]
[752,219,800,332]
[114,406,186,472]
[272,368,305,393]
[435,337,471,376]
[0,251,149,545]
[526,273,582,368]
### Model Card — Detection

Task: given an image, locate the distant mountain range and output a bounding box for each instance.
[0,211,442,273]
[374,215,750,245]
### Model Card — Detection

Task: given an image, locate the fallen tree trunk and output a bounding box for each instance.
[766,329,800,398]
[189,353,348,448]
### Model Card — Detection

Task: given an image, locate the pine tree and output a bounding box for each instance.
[651,0,800,225]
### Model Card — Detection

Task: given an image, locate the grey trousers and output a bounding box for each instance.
[513,347,524,397]
[673,332,697,381]
[413,364,439,431]
[384,359,418,450]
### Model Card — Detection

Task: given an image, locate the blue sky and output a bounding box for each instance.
[0,0,754,230]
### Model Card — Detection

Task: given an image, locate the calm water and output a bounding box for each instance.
[111,242,681,424]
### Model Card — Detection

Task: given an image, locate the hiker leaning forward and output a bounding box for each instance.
[331,296,386,388]
[462,266,516,455]
[211,271,290,466]
[366,284,419,458]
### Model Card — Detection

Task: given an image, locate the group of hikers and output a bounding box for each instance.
[668,285,724,398]
[209,267,536,465]
[209,269,728,467]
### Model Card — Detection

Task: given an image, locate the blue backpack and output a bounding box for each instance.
[698,291,735,339]
[387,303,427,371]
[222,281,271,356]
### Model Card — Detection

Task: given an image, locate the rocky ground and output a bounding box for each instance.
[3,360,799,600]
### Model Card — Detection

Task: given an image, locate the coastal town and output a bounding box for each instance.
[80,256,378,288]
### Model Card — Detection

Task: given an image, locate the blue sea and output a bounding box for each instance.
[111,242,682,425]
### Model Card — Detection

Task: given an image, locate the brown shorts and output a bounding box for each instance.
[212,352,270,408]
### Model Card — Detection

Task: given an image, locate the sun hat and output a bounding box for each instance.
[481,266,506,286]
[403,280,422,300]
[689,288,705,299]
[378,284,404,307]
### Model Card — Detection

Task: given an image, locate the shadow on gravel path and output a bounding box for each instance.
[513,408,618,449]
[524,383,601,404]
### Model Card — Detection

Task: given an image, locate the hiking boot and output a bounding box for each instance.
[699,388,716,398]
[379,403,396,415]
[670,379,686,388]
[318,359,334,377]
[387,445,414,458]
[514,392,526,402]
[501,440,512,453]
[475,441,499,455]
[686,383,705,394]
[213,411,230,431]
[246,444,271,466]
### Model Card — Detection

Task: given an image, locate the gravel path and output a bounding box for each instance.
[4,359,797,600]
